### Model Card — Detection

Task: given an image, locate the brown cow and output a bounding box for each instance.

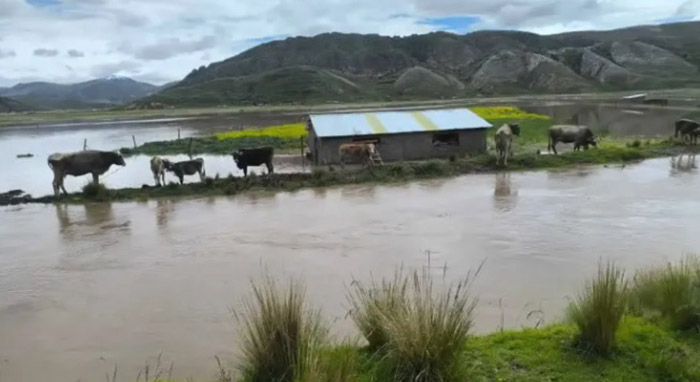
[48,150,125,196]
[339,143,378,168]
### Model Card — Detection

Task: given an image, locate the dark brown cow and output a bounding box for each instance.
[232,147,274,176]
[165,158,205,184]
[48,150,125,196]
[339,143,377,168]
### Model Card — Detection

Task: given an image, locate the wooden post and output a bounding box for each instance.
[188,137,193,159]
[83,138,87,150]
[300,136,305,171]
[132,135,137,149]
[178,128,181,140]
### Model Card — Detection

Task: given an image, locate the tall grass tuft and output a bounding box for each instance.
[567,261,628,355]
[347,269,409,351]
[630,255,700,331]
[350,267,480,382]
[235,275,328,382]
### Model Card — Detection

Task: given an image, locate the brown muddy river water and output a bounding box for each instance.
[1,104,700,381]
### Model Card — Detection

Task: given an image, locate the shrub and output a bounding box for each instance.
[350,267,480,382]
[382,269,479,382]
[308,345,362,382]
[347,269,409,351]
[81,182,109,201]
[567,261,628,355]
[630,256,700,331]
[235,275,327,382]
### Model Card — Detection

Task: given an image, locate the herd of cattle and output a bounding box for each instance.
[45,118,700,196]
[47,147,276,197]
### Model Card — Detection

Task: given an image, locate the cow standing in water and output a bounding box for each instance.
[232,147,274,176]
[338,143,378,168]
[165,158,206,184]
[494,123,520,166]
[48,150,126,196]
[150,156,170,186]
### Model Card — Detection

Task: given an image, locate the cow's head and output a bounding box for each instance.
[232,151,241,163]
[112,151,126,166]
[162,159,174,170]
[508,123,521,136]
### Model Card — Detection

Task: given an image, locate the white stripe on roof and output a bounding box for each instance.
[309,108,492,138]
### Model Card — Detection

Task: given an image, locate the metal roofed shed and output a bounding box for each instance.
[307,108,492,165]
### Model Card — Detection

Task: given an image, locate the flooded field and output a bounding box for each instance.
[1,157,700,381]
[1,103,700,380]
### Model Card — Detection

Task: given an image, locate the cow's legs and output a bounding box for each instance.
[242,167,248,177]
[52,171,63,197]
[266,161,274,174]
[153,172,161,187]
[198,170,205,182]
[552,143,558,155]
[160,172,166,186]
[92,172,99,184]
[178,174,184,184]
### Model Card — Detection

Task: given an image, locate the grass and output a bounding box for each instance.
[630,255,700,331]
[567,262,628,355]
[214,123,307,141]
[234,274,327,382]
[81,182,110,202]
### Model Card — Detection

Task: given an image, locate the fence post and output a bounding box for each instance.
[83,138,87,150]
[188,137,193,159]
[300,136,305,171]
[178,128,181,140]
[132,135,137,149]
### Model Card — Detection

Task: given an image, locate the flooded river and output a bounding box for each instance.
[1,104,700,380]
[2,157,700,381]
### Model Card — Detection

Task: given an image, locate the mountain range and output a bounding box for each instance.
[0,77,158,109]
[142,21,700,107]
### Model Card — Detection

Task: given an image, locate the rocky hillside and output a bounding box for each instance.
[146,21,700,106]
[1,77,158,109]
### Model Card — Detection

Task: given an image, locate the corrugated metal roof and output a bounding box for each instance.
[309,108,492,138]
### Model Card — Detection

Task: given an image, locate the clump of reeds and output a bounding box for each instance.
[630,255,700,331]
[567,261,628,355]
[234,275,327,382]
[348,266,480,382]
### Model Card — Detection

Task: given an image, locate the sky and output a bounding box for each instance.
[0,0,698,87]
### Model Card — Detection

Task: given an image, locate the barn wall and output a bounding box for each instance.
[312,129,487,164]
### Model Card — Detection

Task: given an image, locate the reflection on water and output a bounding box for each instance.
[493,172,518,212]
[55,203,120,238]
[156,199,176,229]
[670,154,697,176]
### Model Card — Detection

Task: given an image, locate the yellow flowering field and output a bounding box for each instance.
[214,123,307,141]
[471,106,550,120]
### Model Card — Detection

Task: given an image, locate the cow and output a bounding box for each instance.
[47,150,126,197]
[338,143,378,168]
[232,147,274,177]
[548,125,598,155]
[150,156,170,187]
[164,158,205,184]
[674,119,700,145]
[494,123,520,166]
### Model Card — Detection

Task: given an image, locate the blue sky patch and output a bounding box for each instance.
[655,15,694,24]
[423,16,481,33]
[26,0,60,7]
[246,34,289,45]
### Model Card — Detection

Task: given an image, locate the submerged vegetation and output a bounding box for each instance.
[214,258,700,382]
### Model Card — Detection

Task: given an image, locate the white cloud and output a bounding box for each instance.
[0,0,696,86]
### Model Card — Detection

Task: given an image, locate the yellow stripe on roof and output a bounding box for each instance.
[411,111,439,131]
[364,114,387,134]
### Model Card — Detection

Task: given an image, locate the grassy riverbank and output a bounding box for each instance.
[7,137,695,206]
[211,258,700,382]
